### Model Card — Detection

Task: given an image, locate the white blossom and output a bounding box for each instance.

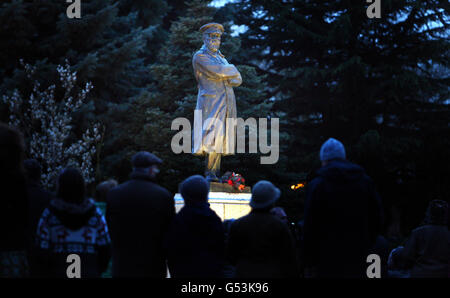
[3,61,102,189]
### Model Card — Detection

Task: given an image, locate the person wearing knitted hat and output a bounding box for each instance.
[319,137,346,165]
[303,138,383,278]
[179,174,210,205]
[226,180,299,278]
[165,175,226,278]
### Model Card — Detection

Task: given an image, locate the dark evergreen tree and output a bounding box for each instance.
[224,0,450,229]
[124,0,274,192]
[0,0,169,186]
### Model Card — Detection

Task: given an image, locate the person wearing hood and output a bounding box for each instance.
[165,175,225,278]
[303,138,383,278]
[226,180,299,278]
[35,168,111,278]
[106,151,175,278]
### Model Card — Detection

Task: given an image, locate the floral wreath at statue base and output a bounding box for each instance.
[220,171,246,191]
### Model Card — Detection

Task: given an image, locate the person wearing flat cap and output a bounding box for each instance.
[106,151,175,278]
[226,180,299,278]
[192,23,242,182]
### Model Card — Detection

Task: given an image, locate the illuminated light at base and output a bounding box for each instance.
[290,183,305,190]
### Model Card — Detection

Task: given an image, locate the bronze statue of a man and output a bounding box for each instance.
[192,23,242,181]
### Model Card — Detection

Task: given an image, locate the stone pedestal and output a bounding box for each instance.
[174,183,251,221]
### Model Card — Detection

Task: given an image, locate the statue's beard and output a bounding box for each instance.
[206,41,220,53]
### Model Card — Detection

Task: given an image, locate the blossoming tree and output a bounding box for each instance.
[2,60,101,189]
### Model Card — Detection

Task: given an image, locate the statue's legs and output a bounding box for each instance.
[205,152,221,181]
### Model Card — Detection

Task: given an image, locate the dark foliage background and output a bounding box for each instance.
[0,0,448,240]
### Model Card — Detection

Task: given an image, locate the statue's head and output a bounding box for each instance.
[200,23,224,53]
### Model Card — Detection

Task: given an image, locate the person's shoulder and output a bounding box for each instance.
[108,179,143,194]
[108,180,172,201]
[146,183,174,208]
[205,207,223,225]
[407,225,435,240]
[233,211,266,225]
[407,225,429,239]
[231,214,249,227]
[413,224,448,233]
[265,213,289,228]
[105,183,124,201]
[148,182,172,198]
[107,181,126,191]
[343,161,372,181]
[305,175,325,200]
[309,175,323,188]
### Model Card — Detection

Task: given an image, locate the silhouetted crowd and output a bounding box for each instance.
[0,123,449,278]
